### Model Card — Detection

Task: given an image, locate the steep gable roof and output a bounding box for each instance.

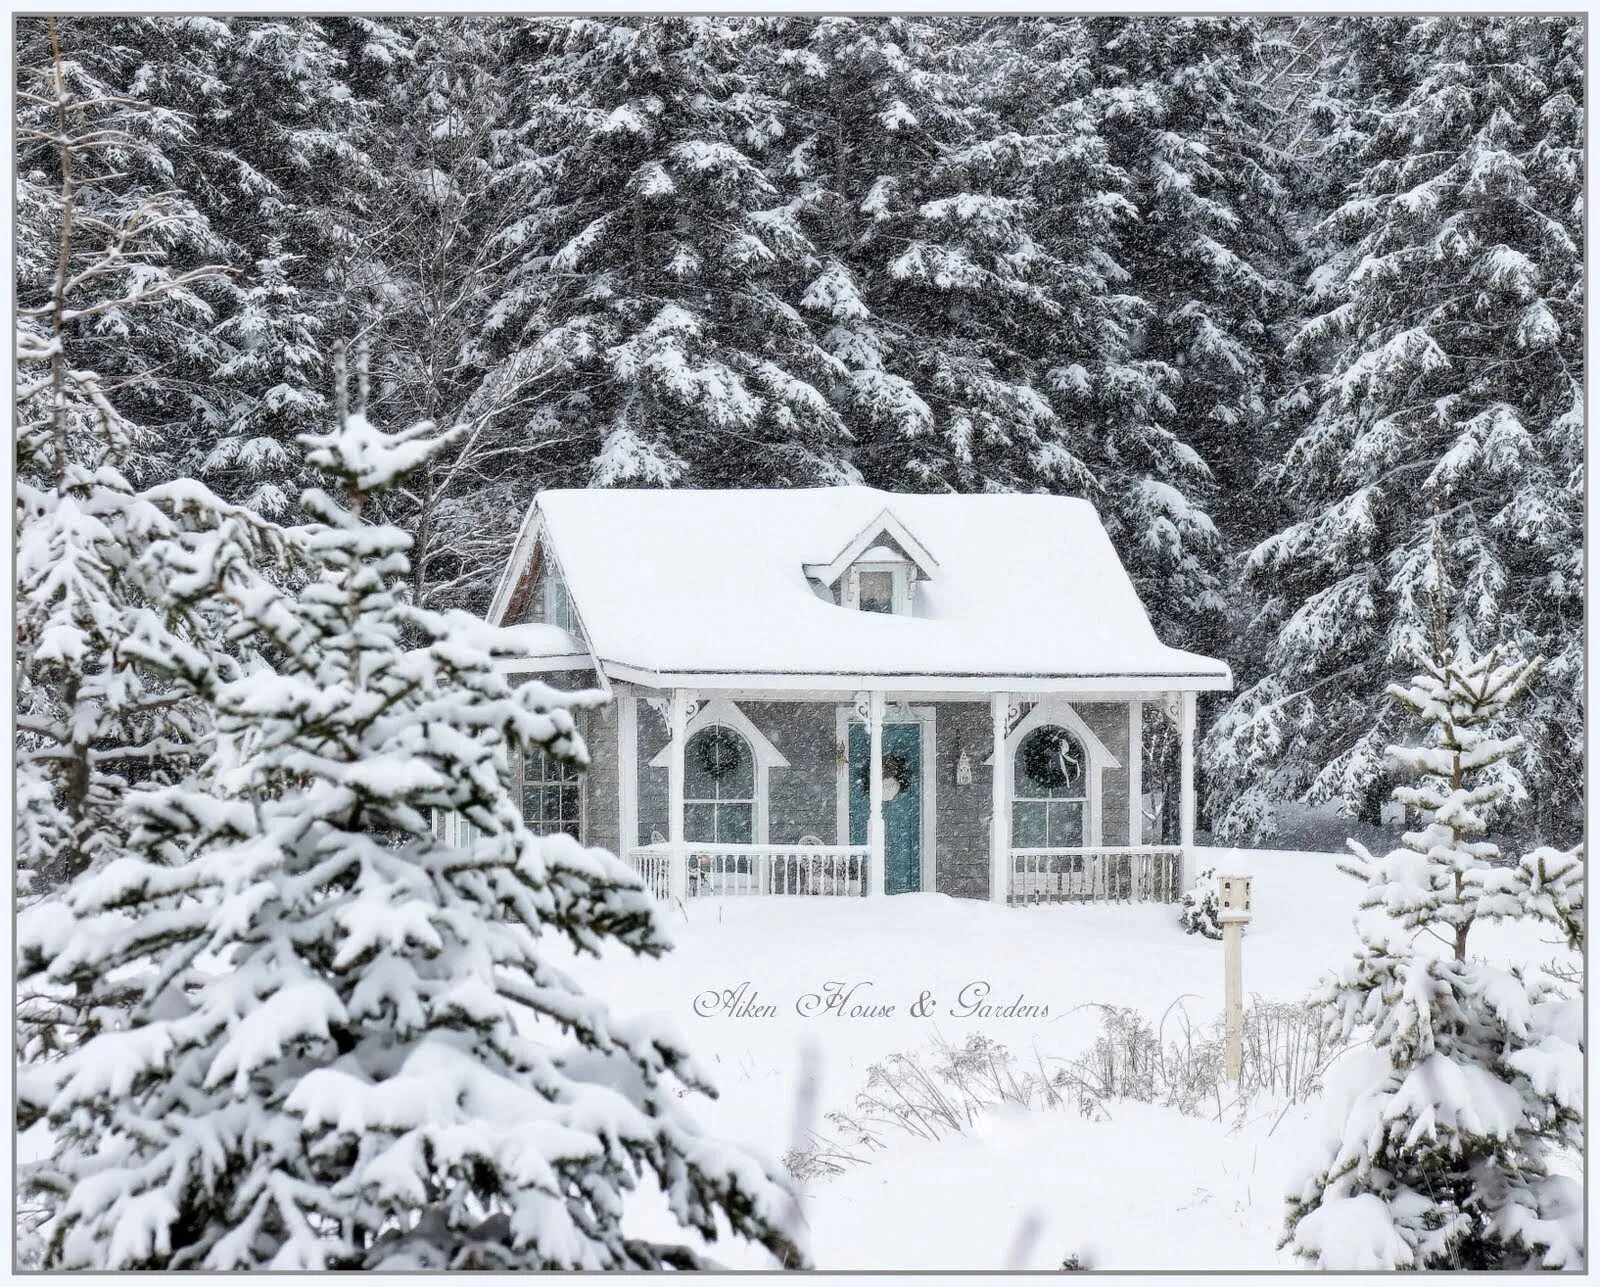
[493,487,1231,691]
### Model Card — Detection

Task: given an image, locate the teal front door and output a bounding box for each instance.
[849,722,923,894]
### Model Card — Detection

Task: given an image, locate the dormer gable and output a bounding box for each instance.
[804,508,939,616]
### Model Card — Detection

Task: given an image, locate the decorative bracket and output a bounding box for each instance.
[852,690,872,723]
[642,694,700,736]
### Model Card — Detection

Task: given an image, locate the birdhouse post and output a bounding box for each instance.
[1217,874,1253,1085]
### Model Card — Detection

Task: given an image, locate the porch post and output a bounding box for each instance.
[1127,698,1143,848]
[618,688,638,858]
[868,690,886,897]
[667,688,691,902]
[990,692,1009,904]
[1179,691,1196,891]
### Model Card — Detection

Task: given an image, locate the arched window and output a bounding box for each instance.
[684,726,754,844]
[1013,725,1087,848]
[522,749,583,839]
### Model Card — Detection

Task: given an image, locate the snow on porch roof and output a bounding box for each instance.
[517,487,1232,691]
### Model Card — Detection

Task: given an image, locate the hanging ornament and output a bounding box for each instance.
[696,726,744,780]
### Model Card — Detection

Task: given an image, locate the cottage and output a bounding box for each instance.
[477,487,1233,906]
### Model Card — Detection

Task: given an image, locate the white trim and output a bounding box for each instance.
[487,503,544,626]
[619,689,638,854]
[985,699,1120,848]
[1128,699,1143,848]
[804,507,941,586]
[836,702,938,893]
[648,697,789,770]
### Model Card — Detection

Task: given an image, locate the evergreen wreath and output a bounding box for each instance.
[857,752,912,800]
[695,726,746,780]
[1021,726,1082,791]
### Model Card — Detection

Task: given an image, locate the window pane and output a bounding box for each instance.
[716,803,753,844]
[1046,800,1085,848]
[859,570,894,613]
[1012,801,1047,848]
[685,803,716,843]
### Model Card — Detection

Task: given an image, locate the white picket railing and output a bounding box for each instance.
[626,846,673,901]
[1008,846,1183,905]
[624,843,871,899]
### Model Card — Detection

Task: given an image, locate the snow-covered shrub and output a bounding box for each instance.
[1178,866,1223,939]
[1282,645,1585,1270]
[17,387,805,1270]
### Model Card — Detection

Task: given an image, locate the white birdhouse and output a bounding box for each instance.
[955,749,973,786]
[1218,874,1253,923]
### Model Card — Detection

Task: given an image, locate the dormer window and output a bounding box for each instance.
[858,570,895,614]
[845,547,913,615]
[806,509,939,619]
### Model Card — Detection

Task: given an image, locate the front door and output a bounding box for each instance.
[849,721,923,894]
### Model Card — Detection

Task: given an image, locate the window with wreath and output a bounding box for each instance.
[684,725,755,844]
[1012,725,1087,847]
[522,749,583,839]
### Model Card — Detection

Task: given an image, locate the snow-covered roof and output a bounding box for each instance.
[496,488,1231,692]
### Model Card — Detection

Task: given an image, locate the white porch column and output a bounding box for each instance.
[618,689,638,858]
[867,690,886,897]
[990,692,1009,904]
[1127,698,1143,848]
[667,688,692,902]
[1179,691,1197,890]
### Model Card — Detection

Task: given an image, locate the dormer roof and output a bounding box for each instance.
[802,507,940,586]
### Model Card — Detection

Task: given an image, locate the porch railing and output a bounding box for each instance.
[624,843,871,899]
[1008,846,1183,905]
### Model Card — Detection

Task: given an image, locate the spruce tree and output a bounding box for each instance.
[17,364,806,1270]
[486,15,851,490]
[1283,642,1583,1268]
[1207,16,1583,845]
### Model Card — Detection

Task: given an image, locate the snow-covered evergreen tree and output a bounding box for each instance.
[487,16,852,490]
[1208,16,1583,845]
[356,18,563,613]
[1283,642,1583,1269]
[15,18,246,896]
[770,16,1068,493]
[17,367,805,1270]
[203,242,327,517]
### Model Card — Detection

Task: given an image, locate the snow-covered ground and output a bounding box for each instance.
[553,846,1579,1271]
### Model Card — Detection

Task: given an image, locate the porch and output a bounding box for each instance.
[612,687,1199,907]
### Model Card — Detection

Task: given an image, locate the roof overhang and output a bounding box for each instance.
[592,660,1233,695]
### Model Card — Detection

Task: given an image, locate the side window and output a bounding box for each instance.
[683,726,755,844]
[1012,725,1087,848]
[522,749,583,840]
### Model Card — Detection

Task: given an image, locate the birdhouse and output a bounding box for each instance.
[1218,874,1253,924]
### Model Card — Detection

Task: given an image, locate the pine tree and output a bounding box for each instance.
[356,18,562,613]
[771,16,1075,494]
[15,17,250,896]
[1085,17,1297,652]
[1207,16,1583,845]
[1283,642,1583,1269]
[17,361,806,1270]
[203,241,327,517]
[486,16,852,490]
